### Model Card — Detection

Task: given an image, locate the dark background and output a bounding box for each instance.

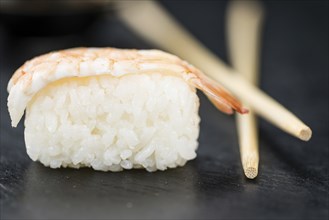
[0,0,328,219]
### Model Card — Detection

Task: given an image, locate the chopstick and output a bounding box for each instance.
[118,1,312,141]
[226,1,264,179]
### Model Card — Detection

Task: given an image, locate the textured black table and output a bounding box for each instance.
[0,1,328,219]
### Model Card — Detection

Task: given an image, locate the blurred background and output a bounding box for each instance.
[0,0,328,219]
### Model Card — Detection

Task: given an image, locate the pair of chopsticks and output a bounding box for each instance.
[117,1,312,179]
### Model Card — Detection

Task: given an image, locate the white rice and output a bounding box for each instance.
[24,73,200,171]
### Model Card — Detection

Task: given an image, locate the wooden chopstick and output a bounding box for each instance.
[226,1,265,179]
[118,1,312,141]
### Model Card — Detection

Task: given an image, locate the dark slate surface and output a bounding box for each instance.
[0,1,328,219]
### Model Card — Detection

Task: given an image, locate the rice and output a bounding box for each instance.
[24,73,200,171]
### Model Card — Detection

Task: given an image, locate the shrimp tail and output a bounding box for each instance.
[190,72,248,115]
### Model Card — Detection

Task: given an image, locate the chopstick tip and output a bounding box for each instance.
[244,167,258,179]
[299,127,312,141]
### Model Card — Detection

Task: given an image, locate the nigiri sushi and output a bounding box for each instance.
[7,47,246,171]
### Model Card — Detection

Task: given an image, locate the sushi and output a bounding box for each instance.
[7,47,246,171]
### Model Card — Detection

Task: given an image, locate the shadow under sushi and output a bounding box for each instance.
[16,162,198,219]
[9,154,246,219]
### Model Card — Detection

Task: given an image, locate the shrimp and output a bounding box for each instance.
[7,47,247,127]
